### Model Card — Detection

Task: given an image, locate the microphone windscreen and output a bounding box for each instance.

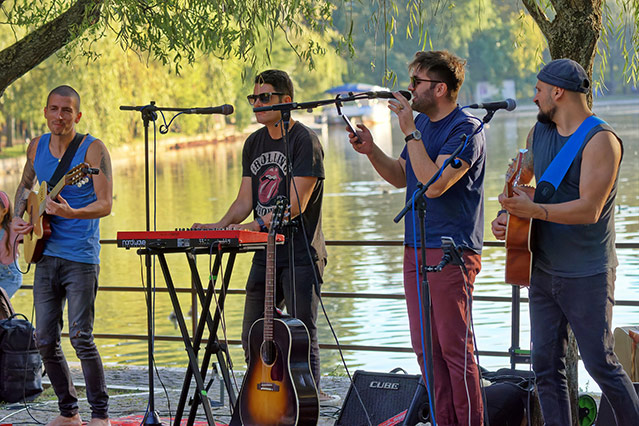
[398,90,412,100]
[505,99,516,111]
[221,104,234,115]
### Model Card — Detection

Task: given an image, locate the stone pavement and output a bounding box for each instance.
[0,364,352,425]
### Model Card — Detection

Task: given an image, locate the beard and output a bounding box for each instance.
[537,105,556,124]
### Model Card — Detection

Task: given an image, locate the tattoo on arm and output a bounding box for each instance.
[14,161,36,217]
[99,148,112,183]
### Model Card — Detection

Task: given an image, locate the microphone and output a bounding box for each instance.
[183,104,234,115]
[364,90,412,101]
[466,99,516,111]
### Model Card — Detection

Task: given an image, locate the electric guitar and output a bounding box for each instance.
[23,162,99,264]
[239,197,319,426]
[504,149,534,286]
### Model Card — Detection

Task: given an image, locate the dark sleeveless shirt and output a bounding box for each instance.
[532,121,621,277]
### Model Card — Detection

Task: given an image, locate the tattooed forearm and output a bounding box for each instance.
[14,160,36,217]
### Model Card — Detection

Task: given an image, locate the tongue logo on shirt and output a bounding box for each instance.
[258,166,282,204]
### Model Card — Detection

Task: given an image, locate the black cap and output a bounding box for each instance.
[537,59,590,94]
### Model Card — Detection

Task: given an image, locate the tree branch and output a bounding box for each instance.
[0,0,103,98]
[522,0,553,36]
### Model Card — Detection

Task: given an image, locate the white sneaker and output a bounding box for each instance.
[318,389,341,406]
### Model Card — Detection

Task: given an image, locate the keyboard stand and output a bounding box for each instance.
[137,244,256,426]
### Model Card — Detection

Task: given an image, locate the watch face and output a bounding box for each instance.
[405,130,421,142]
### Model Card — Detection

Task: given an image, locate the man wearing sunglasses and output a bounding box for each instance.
[348,51,486,425]
[193,69,334,402]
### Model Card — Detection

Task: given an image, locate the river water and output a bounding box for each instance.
[4,101,639,392]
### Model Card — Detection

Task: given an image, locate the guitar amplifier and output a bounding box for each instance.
[336,370,428,426]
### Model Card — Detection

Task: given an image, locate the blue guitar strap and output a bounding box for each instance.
[536,115,606,202]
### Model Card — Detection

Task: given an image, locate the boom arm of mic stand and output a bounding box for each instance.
[394,134,467,223]
[252,93,371,113]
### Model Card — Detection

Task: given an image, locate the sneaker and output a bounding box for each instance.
[318,389,341,406]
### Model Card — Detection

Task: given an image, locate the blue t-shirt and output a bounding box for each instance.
[34,133,101,264]
[400,107,485,252]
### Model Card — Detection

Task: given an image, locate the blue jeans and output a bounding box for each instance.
[530,267,639,426]
[0,261,22,298]
[33,255,108,419]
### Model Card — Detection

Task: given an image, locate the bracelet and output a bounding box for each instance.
[497,209,507,218]
[255,216,268,232]
[539,205,549,221]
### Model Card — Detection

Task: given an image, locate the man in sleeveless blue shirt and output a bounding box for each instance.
[492,59,639,425]
[348,51,486,426]
[13,86,113,426]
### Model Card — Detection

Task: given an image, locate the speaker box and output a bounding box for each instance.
[336,370,429,426]
[595,382,639,426]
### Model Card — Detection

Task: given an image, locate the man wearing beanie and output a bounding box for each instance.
[491,58,639,425]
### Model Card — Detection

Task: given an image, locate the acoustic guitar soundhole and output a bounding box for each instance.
[261,340,277,366]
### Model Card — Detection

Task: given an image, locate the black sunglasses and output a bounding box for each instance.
[247,92,284,105]
[410,76,444,87]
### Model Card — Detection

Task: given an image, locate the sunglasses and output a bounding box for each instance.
[247,92,284,105]
[410,76,444,87]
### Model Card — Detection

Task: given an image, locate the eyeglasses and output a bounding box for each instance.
[410,76,444,87]
[247,92,284,105]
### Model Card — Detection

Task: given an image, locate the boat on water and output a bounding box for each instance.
[322,83,392,125]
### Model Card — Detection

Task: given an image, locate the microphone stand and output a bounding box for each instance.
[394,109,492,425]
[119,102,227,425]
[393,136,466,424]
[119,102,162,425]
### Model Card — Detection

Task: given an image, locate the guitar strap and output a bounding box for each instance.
[535,115,606,202]
[47,133,85,187]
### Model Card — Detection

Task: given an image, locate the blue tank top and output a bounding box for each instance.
[34,133,100,264]
[532,121,620,277]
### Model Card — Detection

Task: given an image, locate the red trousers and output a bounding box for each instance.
[403,246,484,426]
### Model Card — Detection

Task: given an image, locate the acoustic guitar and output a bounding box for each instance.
[504,149,533,286]
[23,162,99,264]
[239,197,319,426]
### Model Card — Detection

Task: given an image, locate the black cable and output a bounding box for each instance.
[291,172,374,426]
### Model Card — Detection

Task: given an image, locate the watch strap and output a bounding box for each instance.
[256,216,268,232]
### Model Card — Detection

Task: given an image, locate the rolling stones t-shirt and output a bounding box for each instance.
[242,122,326,266]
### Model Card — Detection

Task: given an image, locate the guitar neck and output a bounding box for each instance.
[263,233,276,343]
[37,178,66,217]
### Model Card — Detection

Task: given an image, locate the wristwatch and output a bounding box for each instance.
[256,216,268,232]
[404,130,422,143]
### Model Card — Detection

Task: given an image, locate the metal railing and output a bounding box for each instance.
[21,239,639,364]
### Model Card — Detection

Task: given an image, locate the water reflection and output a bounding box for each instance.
[5,106,639,389]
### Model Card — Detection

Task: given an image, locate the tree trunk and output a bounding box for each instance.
[521,1,604,425]
[0,0,103,98]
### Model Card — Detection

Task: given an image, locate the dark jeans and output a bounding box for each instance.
[530,267,639,426]
[33,255,109,419]
[241,260,323,386]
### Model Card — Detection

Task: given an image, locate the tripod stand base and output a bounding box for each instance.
[142,410,162,425]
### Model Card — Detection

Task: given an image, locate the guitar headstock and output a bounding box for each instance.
[268,196,289,236]
[506,149,528,197]
[64,162,100,188]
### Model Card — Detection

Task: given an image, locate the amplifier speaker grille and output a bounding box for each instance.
[336,370,428,426]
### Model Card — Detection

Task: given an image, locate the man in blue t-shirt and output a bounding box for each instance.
[13,85,113,426]
[348,50,486,425]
